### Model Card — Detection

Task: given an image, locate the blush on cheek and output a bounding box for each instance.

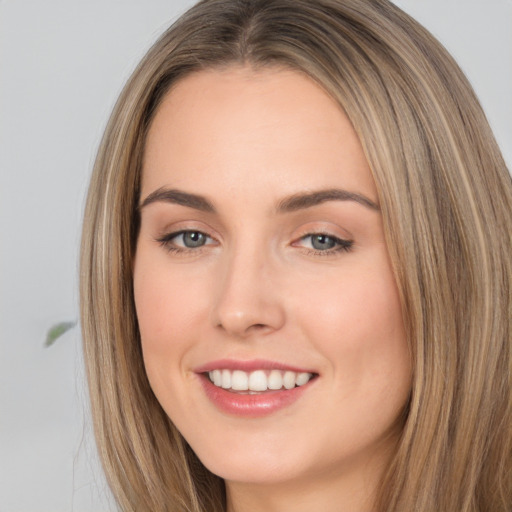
[135,265,215,372]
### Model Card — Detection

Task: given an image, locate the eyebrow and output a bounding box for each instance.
[139,187,216,212]
[276,189,380,212]
[139,187,380,213]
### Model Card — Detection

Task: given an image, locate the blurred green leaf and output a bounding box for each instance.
[44,321,77,347]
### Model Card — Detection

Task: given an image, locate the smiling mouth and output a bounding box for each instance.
[206,369,316,393]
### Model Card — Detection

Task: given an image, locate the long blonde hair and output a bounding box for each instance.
[80,1,512,510]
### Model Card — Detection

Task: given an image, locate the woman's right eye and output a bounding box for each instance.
[157,230,214,252]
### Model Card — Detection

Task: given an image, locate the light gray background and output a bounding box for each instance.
[1,1,510,511]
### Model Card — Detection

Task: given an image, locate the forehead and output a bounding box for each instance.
[141,66,377,204]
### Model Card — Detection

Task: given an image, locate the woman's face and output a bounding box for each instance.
[134,67,411,500]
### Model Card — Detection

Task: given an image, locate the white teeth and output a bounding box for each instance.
[268,370,283,390]
[208,369,314,392]
[212,370,222,387]
[248,370,267,391]
[221,369,231,389]
[295,372,310,386]
[283,371,296,389]
[231,370,249,391]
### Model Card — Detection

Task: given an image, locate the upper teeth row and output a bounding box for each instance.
[208,369,313,391]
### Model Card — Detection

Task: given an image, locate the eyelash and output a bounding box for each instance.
[297,233,354,255]
[156,230,354,255]
[156,230,216,254]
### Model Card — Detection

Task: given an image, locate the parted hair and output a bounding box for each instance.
[80,0,512,510]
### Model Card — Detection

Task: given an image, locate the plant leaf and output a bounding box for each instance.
[44,321,77,347]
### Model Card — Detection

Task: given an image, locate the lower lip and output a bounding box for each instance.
[198,374,314,418]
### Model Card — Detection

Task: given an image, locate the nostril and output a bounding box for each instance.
[212,292,286,336]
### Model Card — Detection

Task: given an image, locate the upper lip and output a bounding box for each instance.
[194,358,317,374]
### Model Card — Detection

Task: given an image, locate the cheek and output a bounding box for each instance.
[134,252,205,342]
[297,262,404,347]
[133,250,209,392]
[293,255,410,397]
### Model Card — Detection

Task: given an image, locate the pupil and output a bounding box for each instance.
[312,234,335,250]
[184,232,205,248]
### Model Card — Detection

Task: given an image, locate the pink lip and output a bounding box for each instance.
[194,358,315,374]
[198,376,315,417]
[194,359,318,418]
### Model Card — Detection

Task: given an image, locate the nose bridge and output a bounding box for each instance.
[211,236,285,337]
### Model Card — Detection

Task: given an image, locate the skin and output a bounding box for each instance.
[134,66,412,512]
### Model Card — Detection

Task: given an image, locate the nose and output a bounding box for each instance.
[211,245,286,339]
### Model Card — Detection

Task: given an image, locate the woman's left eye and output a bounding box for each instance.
[296,233,353,253]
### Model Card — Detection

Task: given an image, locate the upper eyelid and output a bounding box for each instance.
[156,223,217,239]
[294,232,353,245]
[292,226,352,242]
[158,228,348,239]
[158,229,215,242]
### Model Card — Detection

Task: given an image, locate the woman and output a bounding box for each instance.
[80,0,512,510]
